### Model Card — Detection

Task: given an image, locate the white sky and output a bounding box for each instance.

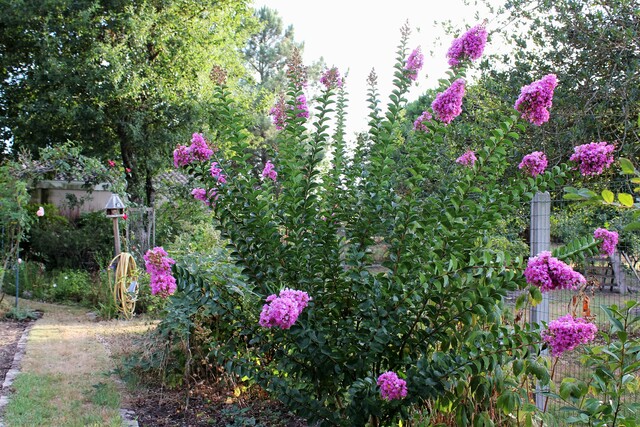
[253,0,501,137]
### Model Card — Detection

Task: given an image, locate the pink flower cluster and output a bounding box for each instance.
[259,288,310,329]
[456,150,477,167]
[432,79,466,124]
[210,161,227,184]
[542,314,597,356]
[262,160,277,182]
[320,67,343,90]
[594,228,619,256]
[569,142,615,176]
[173,133,214,168]
[514,74,558,126]
[191,187,217,206]
[377,371,408,401]
[447,24,488,67]
[144,247,177,297]
[518,151,548,177]
[413,110,432,132]
[404,47,424,81]
[524,251,586,292]
[295,94,309,119]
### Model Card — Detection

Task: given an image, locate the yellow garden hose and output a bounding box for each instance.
[108,252,139,319]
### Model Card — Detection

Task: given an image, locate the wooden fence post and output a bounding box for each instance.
[530,191,550,410]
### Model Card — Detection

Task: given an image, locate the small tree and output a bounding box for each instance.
[160,23,615,426]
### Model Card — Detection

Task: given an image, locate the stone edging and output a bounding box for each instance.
[0,321,35,425]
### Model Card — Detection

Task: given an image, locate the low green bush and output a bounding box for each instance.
[25,206,114,272]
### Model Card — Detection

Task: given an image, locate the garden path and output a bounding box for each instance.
[0,300,147,426]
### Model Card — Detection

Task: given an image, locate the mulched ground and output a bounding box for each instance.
[129,383,308,427]
[0,317,40,384]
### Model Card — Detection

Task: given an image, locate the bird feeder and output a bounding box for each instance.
[105,193,126,218]
[105,193,126,255]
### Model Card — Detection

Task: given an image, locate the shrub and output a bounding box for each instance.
[25,207,113,271]
[149,24,611,426]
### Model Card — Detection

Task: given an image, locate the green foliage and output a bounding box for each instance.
[546,300,640,426]
[0,0,257,204]
[25,208,113,272]
[4,306,40,321]
[0,162,32,293]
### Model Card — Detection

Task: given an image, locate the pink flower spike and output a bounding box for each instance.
[320,67,343,90]
[413,111,432,132]
[404,46,424,81]
[594,228,618,256]
[524,251,586,292]
[189,133,214,162]
[270,95,287,130]
[143,247,177,298]
[456,150,477,167]
[519,151,548,177]
[447,24,488,67]
[377,371,408,401]
[259,288,310,330]
[432,79,466,124]
[514,74,558,126]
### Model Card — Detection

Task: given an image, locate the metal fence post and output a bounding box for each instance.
[530,191,550,410]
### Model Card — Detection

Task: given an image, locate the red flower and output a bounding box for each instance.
[108,160,116,167]
[123,213,128,220]
[126,168,131,173]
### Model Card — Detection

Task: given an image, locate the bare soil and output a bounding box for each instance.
[128,383,308,427]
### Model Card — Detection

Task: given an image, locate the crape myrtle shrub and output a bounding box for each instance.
[148,24,613,426]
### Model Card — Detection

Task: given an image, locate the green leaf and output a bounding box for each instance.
[620,158,636,175]
[602,306,624,332]
[601,189,614,204]
[618,192,634,207]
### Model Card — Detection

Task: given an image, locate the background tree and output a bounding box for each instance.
[484,0,640,165]
[241,6,325,145]
[0,0,257,205]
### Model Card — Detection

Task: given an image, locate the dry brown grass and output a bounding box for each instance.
[2,299,155,427]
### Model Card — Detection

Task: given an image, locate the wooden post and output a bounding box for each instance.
[112,217,121,257]
[530,191,550,410]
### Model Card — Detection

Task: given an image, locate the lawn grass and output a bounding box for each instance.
[1,299,153,427]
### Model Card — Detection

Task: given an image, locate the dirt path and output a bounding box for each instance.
[0,300,153,427]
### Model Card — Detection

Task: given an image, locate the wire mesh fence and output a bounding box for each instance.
[522,190,640,422]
